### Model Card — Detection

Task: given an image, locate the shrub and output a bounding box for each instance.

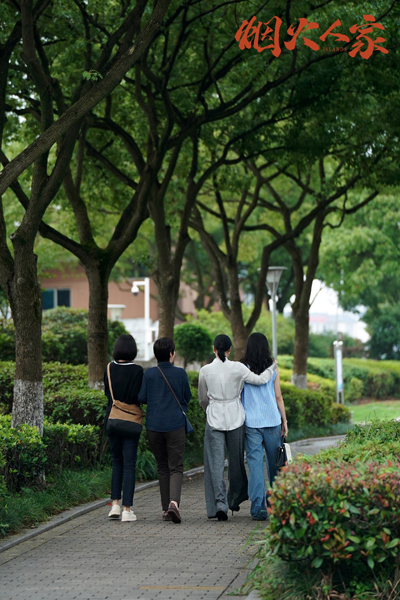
[43,421,99,473]
[0,415,47,492]
[0,308,129,364]
[269,460,400,571]
[0,415,100,493]
[278,366,336,403]
[366,303,400,360]
[344,418,400,445]
[331,403,352,424]
[346,377,364,402]
[0,361,15,414]
[44,388,107,427]
[280,382,333,429]
[185,376,207,456]
[309,331,365,359]
[174,322,213,367]
[0,320,14,361]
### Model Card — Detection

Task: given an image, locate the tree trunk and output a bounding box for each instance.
[290,214,324,389]
[230,315,248,360]
[10,241,43,433]
[156,274,180,339]
[86,263,111,389]
[227,265,248,359]
[291,308,309,389]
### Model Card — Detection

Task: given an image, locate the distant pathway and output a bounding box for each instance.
[0,436,342,600]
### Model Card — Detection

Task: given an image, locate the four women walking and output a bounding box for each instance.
[104,331,287,523]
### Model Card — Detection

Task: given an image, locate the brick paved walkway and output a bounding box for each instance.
[0,473,258,600]
[0,436,342,600]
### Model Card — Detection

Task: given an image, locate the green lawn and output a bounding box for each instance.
[350,400,400,423]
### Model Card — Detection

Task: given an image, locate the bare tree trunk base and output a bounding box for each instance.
[12,380,43,434]
[291,373,307,389]
[89,379,104,391]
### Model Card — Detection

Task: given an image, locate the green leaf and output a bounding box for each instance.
[367,556,375,570]
[348,535,360,544]
[312,557,323,569]
[386,538,400,549]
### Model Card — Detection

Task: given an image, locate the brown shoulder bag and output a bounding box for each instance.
[106,363,145,438]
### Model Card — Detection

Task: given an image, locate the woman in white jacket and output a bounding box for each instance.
[198,334,276,521]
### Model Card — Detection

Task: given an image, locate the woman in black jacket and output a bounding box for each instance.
[104,334,143,522]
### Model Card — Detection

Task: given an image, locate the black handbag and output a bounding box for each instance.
[276,436,287,469]
[157,366,194,434]
[276,436,292,469]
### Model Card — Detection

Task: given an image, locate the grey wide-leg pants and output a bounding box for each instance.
[204,422,248,518]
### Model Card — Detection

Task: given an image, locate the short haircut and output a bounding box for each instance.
[113,334,137,361]
[154,337,175,363]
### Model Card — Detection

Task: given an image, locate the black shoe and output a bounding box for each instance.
[216,510,228,521]
[231,506,240,515]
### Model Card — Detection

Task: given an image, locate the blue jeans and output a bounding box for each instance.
[245,424,282,518]
[108,434,140,506]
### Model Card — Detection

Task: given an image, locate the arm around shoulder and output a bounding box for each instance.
[241,361,276,386]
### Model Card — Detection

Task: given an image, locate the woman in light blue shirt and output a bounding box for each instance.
[241,333,288,521]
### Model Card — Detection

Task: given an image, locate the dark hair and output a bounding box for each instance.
[154,337,175,363]
[241,332,273,374]
[213,334,232,362]
[113,334,137,361]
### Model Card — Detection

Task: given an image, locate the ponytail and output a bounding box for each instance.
[213,334,232,362]
[217,349,227,362]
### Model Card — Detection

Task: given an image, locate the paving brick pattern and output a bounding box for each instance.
[0,473,258,600]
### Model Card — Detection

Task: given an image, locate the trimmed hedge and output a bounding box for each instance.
[305,419,400,465]
[0,363,350,438]
[0,415,99,493]
[278,355,400,400]
[278,366,336,403]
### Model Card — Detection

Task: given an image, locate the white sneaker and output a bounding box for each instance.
[121,509,137,522]
[108,504,121,519]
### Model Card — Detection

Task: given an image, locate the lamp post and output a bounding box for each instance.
[131,278,151,361]
[333,334,345,405]
[266,267,287,358]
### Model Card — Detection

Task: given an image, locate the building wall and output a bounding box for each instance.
[40,267,160,321]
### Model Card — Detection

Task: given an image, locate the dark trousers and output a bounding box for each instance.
[108,433,140,507]
[204,422,248,518]
[147,427,186,511]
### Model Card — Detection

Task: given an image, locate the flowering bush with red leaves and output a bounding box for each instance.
[269,460,400,570]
